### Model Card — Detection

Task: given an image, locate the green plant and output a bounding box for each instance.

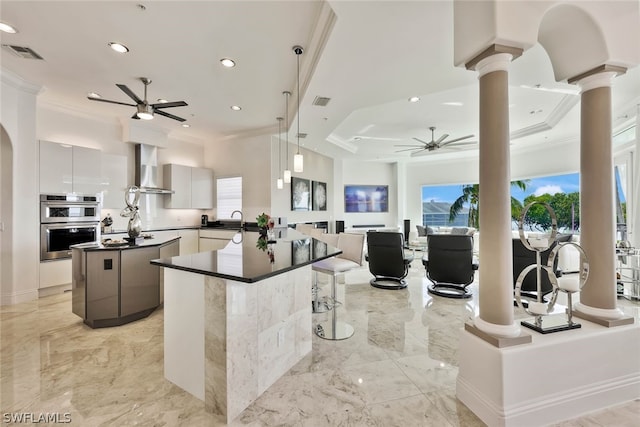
[256,212,270,228]
[449,180,529,229]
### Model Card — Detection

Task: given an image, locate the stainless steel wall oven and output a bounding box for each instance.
[40,194,101,261]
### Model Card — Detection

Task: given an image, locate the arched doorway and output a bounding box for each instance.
[0,125,13,302]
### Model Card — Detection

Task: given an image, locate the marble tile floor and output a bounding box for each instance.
[1,259,639,426]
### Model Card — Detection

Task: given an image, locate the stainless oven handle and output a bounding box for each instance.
[44,223,99,231]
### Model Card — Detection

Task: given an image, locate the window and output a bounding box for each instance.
[216,176,242,219]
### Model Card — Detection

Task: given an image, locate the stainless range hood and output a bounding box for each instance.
[134,144,174,194]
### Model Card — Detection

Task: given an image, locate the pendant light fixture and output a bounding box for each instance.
[283,91,292,184]
[293,45,304,173]
[276,117,284,190]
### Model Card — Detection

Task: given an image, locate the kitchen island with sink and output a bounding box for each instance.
[151,229,341,423]
[71,235,180,328]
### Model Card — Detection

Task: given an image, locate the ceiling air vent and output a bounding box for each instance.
[312,96,331,107]
[297,133,307,139]
[2,45,44,60]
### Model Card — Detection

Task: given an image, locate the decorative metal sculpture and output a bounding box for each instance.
[515,201,589,334]
[120,185,142,239]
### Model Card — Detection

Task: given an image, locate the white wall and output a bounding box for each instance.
[270,142,334,226]
[204,133,271,223]
[1,71,40,305]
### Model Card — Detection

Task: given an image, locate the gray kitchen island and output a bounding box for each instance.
[150,229,341,423]
[71,235,180,328]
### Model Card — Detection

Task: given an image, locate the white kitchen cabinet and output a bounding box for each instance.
[163,164,213,209]
[39,259,72,289]
[198,229,236,252]
[101,153,128,208]
[178,229,199,255]
[73,146,102,195]
[163,164,191,208]
[39,141,73,194]
[191,167,213,209]
[39,141,102,195]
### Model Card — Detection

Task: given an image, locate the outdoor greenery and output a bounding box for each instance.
[448,181,529,229]
[521,192,580,231]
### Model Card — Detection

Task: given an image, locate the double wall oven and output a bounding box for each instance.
[40,194,101,261]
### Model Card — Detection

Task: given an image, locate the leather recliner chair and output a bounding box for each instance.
[366,231,414,289]
[423,234,478,299]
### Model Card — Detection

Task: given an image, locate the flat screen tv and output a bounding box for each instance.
[344,185,389,213]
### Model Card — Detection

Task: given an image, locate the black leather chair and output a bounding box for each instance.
[366,232,414,289]
[512,234,572,304]
[423,234,478,299]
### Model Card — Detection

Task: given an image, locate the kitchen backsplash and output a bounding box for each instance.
[101,194,209,232]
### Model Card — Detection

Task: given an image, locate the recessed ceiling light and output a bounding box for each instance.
[442,102,464,106]
[220,58,236,68]
[156,98,168,103]
[408,96,420,103]
[108,42,129,53]
[88,92,101,99]
[0,22,17,34]
[230,105,241,111]
[181,123,190,128]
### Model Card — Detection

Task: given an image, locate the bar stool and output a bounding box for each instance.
[312,232,364,340]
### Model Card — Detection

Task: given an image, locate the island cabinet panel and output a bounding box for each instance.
[72,236,180,328]
[121,246,160,317]
[86,251,120,321]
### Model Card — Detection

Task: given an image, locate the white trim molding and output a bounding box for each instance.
[474,315,522,338]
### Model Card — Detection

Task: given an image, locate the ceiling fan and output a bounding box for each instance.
[395,126,475,157]
[87,77,188,122]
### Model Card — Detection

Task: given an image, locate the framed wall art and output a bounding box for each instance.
[291,177,311,211]
[344,185,389,213]
[312,180,327,211]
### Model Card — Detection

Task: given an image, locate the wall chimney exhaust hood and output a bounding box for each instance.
[135,144,174,194]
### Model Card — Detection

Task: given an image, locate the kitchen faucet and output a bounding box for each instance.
[231,210,244,230]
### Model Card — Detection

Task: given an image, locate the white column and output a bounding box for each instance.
[574,71,625,320]
[630,105,640,249]
[473,53,521,338]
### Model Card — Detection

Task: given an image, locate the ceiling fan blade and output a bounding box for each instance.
[87,97,137,107]
[410,150,433,157]
[435,134,449,144]
[116,84,143,104]
[394,144,425,147]
[155,109,186,122]
[412,137,429,144]
[151,100,188,109]
[395,147,423,152]
[440,134,475,146]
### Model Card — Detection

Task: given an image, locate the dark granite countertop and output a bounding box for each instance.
[71,235,181,251]
[150,229,341,283]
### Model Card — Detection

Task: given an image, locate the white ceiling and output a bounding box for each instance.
[1,1,638,163]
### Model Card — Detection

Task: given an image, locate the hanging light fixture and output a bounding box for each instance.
[293,45,304,173]
[276,117,284,190]
[283,91,292,183]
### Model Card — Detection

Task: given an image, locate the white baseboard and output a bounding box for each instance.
[38,283,71,298]
[457,320,640,426]
[0,288,39,306]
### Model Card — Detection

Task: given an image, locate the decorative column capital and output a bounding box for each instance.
[568,64,627,92]
[465,43,523,71]
[475,53,514,78]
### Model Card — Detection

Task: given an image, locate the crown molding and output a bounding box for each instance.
[510,94,579,140]
[1,68,42,95]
